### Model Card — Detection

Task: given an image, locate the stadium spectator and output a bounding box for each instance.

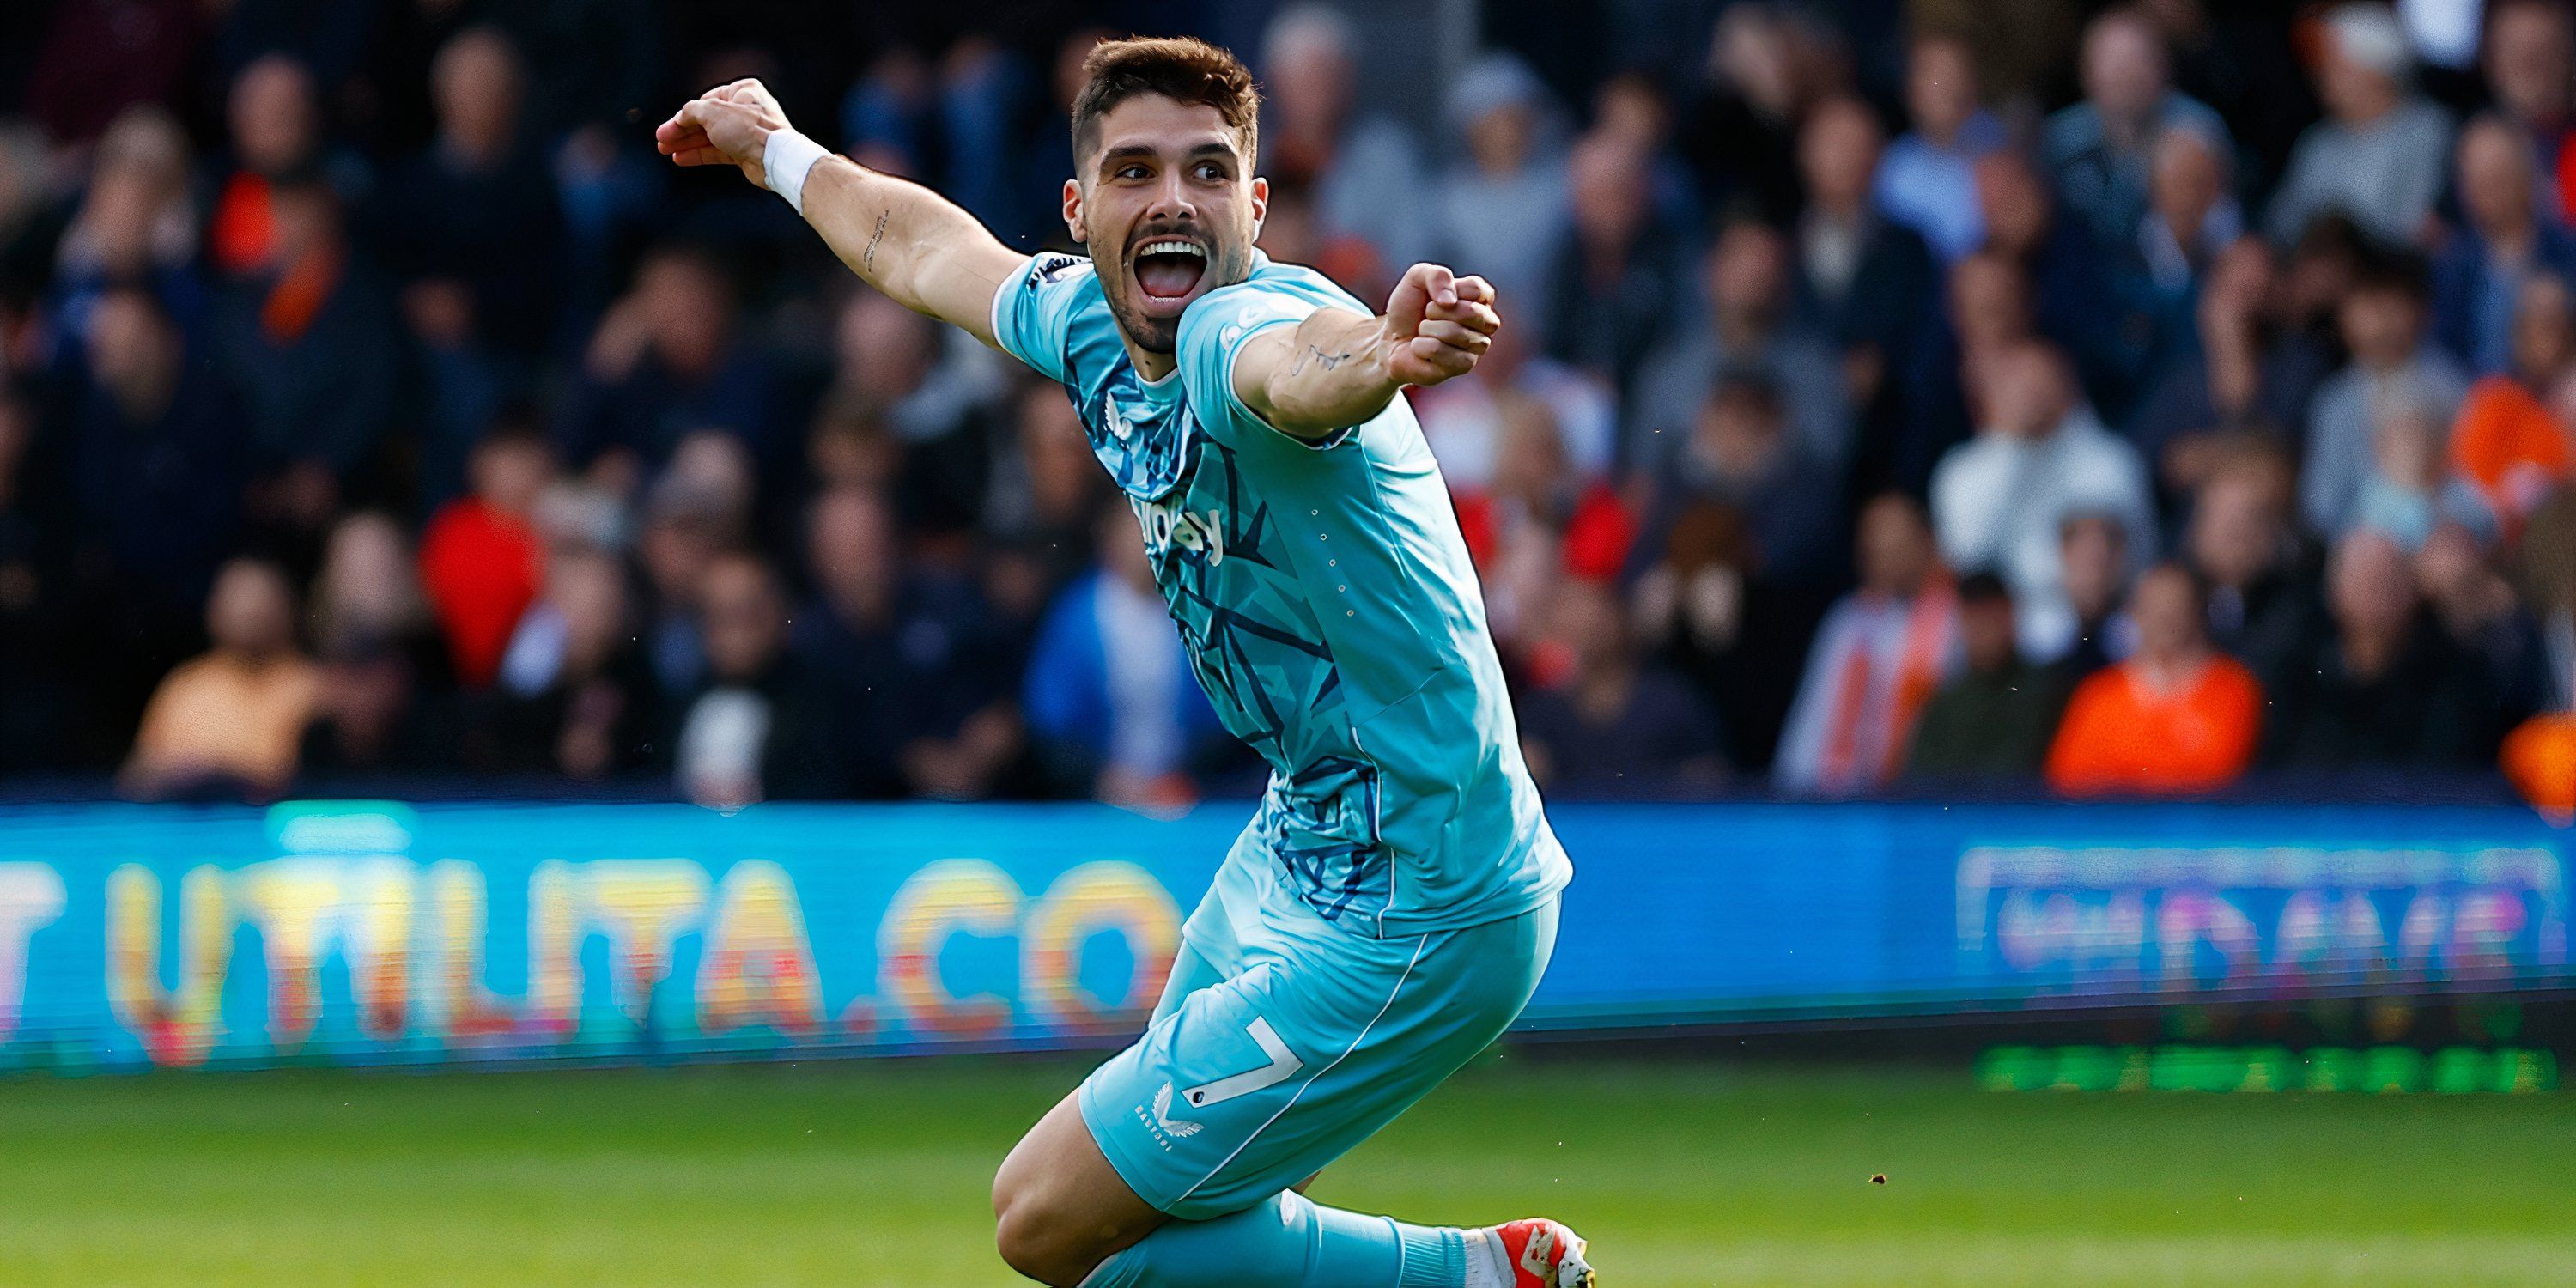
[1630,215,1851,477]
[215,177,400,544]
[828,288,1008,537]
[562,245,778,483]
[15,0,2576,811]
[2133,126,2240,320]
[1776,493,1959,795]
[2303,250,2469,536]
[1657,371,1845,587]
[297,625,451,781]
[633,492,720,697]
[2260,530,2499,768]
[299,511,451,781]
[2432,115,2576,376]
[2449,272,2576,525]
[1451,391,1633,645]
[2048,512,2136,674]
[2482,0,2576,219]
[1679,3,1824,227]
[2042,6,2235,256]
[483,545,659,780]
[205,54,367,277]
[982,380,1109,608]
[791,486,1022,800]
[48,108,204,337]
[307,511,446,682]
[1517,577,1728,797]
[1887,247,2033,489]
[2183,444,2330,673]
[2126,238,2330,507]
[1629,501,1832,775]
[1907,0,2085,109]
[208,53,310,275]
[1414,318,1619,495]
[1543,131,1687,399]
[2266,3,2454,249]
[417,426,550,689]
[1931,340,2156,657]
[1905,572,2069,779]
[836,48,936,185]
[123,557,319,799]
[1947,249,2039,372]
[2524,487,2576,714]
[1594,71,1698,235]
[1023,507,1222,809]
[58,286,244,680]
[374,22,564,363]
[2044,561,2262,795]
[2280,213,2372,339]
[2502,487,2576,816]
[1428,53,1569,328]
[1876,32,2006,264]
[1976,149,2147,419]
[1258,5,1430,276]
[1789,96,1940,473]
[671,552,842,808]
[2349,400,2500,550]
[2416,520,2554,730]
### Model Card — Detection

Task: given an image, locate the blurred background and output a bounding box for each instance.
[0,1,2573,1285]
[2,0,2575,811]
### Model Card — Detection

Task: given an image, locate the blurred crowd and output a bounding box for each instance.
[3,0,2575,811]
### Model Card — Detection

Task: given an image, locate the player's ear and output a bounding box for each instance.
[1249,175,1268,242]
[1062,179,1087,245]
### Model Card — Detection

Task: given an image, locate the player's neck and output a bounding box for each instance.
[1122,333,1180,383]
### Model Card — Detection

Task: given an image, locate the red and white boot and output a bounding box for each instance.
[1475,1218,1595,1288]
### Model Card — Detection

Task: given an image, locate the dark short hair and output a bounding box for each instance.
[2349,245,2433,303]
[1071,36,1261,168]
[1957,570,2012,605]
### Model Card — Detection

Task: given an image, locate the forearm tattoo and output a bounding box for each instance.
[1285,343,1356,377]
[862,210,889,273]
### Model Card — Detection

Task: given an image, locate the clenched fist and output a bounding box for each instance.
[1380,263,1500,388]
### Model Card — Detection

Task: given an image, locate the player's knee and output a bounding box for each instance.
[991,1194,1098,1287]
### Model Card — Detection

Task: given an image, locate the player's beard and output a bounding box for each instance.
[1102,234,1253,356]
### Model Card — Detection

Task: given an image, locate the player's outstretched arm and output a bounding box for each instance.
[655,79,1023,346]
[1231,263,1501,438]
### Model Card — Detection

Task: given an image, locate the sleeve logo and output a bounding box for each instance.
[1030,253,1084,288]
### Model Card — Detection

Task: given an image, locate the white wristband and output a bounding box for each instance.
[762,129,830,216]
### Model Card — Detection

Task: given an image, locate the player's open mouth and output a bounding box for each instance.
[1132,238,1208,314]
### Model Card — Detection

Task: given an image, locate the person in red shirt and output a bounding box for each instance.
[416,426,549,687]
[2047,561,2263,795]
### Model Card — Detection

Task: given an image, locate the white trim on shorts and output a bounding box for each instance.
[1171,932,1434,1204]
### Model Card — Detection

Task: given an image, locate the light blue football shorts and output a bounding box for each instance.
[1078,830,1560,1221]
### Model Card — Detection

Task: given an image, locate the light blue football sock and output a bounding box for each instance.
[1078,1190,1469,1288]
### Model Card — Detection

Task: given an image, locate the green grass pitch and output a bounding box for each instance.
[0,1054,2567,1286]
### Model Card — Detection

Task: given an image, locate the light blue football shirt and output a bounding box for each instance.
[991,250,1569,938]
